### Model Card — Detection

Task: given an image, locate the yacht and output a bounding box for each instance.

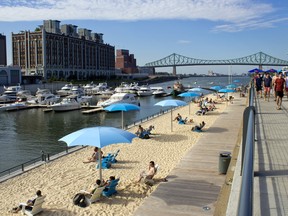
[56,83,73,96]
[114,82,139,94]
[0,84,22,103]
[50,97,81,112]
[151,87,167,97]
[28,88,60,105]
[91,82,109,95]
[137,86,153,97]
[0,100,29,112]
[97,93,139,107]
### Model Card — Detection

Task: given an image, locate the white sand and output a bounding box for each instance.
[0,95,229,216]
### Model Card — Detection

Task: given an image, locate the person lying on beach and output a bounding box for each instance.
[191,121,206,132]
[83,147,103,163]
[137,161,157,182]
[11,190,42,213]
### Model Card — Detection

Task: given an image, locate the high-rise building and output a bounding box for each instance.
[115,49,138,74]
[12,20,115,80]
[0,33,7,66]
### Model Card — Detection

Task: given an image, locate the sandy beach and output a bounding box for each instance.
[0,94,230,216]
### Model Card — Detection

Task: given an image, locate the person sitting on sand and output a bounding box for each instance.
[81,179,102,196]
[191,121,206,131]
[11,190,42,213]
[135,125,144,137]
[137,161,157,182]
[103,176,116,191]
[83,147,103,163]
[173,113,182,121]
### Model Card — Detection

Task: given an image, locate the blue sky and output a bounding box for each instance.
[0,0,287,74]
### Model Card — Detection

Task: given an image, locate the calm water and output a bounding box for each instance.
[0,76,250,172]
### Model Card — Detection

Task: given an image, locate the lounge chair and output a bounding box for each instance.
[80,186,106,205]
[106,149,120,163]
[178,117,188,124]
[102,178,120,197]
[143,164,159,186]
[96,158,111,169]
[21,195,46,216]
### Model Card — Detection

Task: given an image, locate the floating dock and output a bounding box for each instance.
[82,107,104,114]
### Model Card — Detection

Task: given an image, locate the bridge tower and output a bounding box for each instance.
[173,65,176,75]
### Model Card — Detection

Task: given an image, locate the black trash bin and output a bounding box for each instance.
[219,152,231,174]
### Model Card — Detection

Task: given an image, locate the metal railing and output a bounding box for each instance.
[237,81,255,216]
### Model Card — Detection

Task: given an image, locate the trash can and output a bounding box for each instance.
[219,152,231,174]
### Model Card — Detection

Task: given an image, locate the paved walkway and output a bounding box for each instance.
[133,95,246,216]
[253,96,288,216]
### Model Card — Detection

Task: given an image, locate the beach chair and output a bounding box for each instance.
[96,158,111,169]
[21,195,46,216]
[178,117,188,124]
[106,149,120,163]
[102,178,120,197]
[80,186,106,205]
[143,164,159,186]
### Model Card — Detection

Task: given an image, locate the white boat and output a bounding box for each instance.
[56,83,73,96]
[114,82,139,94]
[137,86,153,97]
[91,82,109,95]
[50,97,81,112]
[151,87,167,97]
[97,93,139,107]
[0,84,22,103]
[0,101,29,112]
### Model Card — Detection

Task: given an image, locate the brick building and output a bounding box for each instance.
[12,20,115,80]
[115,49,138,74]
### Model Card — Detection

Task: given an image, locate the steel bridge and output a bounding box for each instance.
[144,52,288,75]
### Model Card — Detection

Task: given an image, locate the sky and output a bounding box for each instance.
[0,0,287,75]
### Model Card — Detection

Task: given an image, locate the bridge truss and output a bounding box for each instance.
[144,52,288,68]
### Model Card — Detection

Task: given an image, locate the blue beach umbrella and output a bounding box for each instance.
[218,88,236,93]
[210,86,222,91]
[248,68,263,73]
[154,99,187,131]
[59,126,137,181]
[104,103,140,129]
[226,84,237,89]
[265,68,277,73]
[188,87,203,92]
[178,92,201,115]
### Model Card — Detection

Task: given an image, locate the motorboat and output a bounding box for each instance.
[56,83,73,96]
[151,87,167,97]
[114,82,139,94]
[91,82,109,95]
[96,93,140,107]
[0,101,29,112]
[0,84,22,103]
[137,86,153,97]
[50,97,81,112]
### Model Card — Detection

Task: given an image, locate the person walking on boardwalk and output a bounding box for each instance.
[254,73,263,98]
[272,73,279,101]
[274,72,285,110]
[263,73,272,101]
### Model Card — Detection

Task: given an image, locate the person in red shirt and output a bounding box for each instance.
[274,72,286,110]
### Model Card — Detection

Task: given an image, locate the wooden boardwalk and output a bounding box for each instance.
[133,95,246,216]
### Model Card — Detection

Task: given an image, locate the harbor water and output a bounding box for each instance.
[0,76,250,173]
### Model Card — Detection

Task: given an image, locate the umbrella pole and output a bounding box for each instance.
[171,109,173,132]
[98,149,102,182]
[122,111,124,129]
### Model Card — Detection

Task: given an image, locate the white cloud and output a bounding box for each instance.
[177,40,191,44]
[0,0,284,32]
